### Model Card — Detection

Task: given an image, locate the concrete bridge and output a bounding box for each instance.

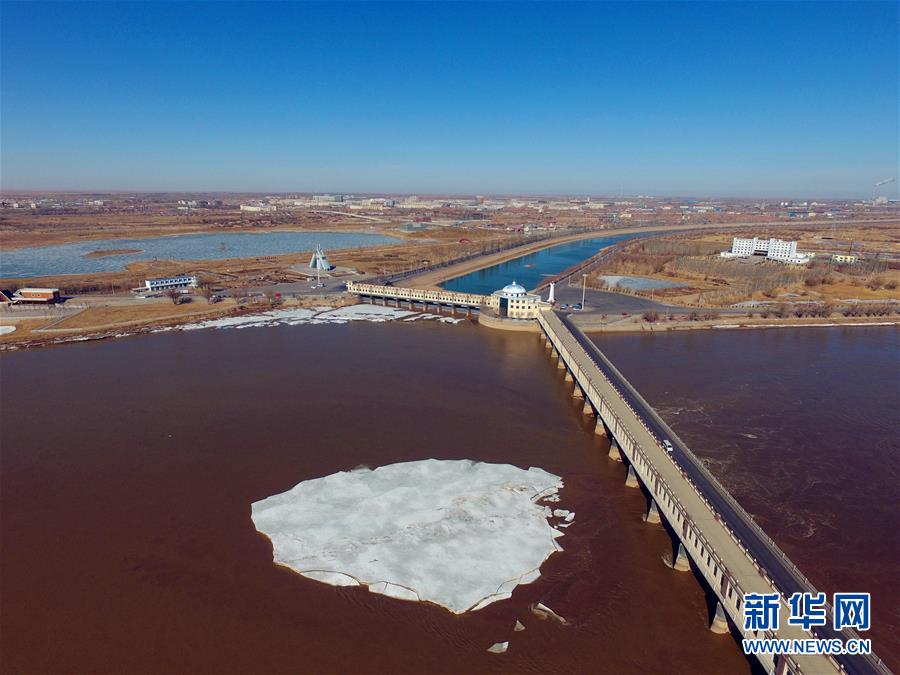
[345,281,486,314]
[539,308,889,675]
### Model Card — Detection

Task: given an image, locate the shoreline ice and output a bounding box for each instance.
[180,303,466,331]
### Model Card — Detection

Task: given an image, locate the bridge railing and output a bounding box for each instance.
[346,281,487,307]
[540,310,891,675]
[558,320,743,572]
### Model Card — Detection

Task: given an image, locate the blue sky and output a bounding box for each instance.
[1,1,897,198]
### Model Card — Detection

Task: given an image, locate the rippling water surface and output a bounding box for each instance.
[439,232,654,294]
[594,326,900,669]
[1,321,751,674]
[0,230,400,277]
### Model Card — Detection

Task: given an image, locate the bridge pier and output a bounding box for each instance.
[673,542,691,571]
[572,386,584,399]
[594,419,608,436]
[582,400,594,416]
[644,499,661,524]
[564,369,574,382]
[607,440,622,460]
[710,602,730,634]
[625,465,639,488]
[556,356,566,370]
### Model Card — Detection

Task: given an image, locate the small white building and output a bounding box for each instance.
[240,203,277,213]
[485,281,543,319]
[721,237,810,264]
[143,275,199,292]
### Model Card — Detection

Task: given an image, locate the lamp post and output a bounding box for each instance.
[582,273,588,308]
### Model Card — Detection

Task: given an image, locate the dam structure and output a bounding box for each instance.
[345,281,485,315]
[346,281,889,675]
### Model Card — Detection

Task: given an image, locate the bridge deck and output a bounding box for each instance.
[540,309,888,675]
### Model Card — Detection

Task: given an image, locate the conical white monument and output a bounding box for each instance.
[547,281,556,304]
[309,245,333,271]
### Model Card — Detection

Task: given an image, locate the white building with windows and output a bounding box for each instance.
[143,275,199,293]
[485,281,543,319]
[721,237,810,264]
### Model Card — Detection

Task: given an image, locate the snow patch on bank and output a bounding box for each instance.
[0,326,16,335]
[179,304,465,331]
[251,459,571,614]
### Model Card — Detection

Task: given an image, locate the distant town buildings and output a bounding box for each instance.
[240,203,277,213]
[721,237,811,264]
[143,275,199,293]
[832,253,858,264]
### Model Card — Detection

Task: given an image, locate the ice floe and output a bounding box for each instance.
[0,326,16,335]
[531,602,569,625]
[179,304,466,331]
[251,459,571,614]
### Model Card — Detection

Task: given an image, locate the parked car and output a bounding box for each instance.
[662,440,674,453]
[572,303,583,310]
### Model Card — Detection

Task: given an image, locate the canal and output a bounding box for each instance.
[438,231,655,295]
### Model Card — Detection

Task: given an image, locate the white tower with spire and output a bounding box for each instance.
[547,281,556,304]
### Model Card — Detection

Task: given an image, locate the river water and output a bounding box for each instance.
[0,230,400,278]
[439,232,652,294]
[594,326,900,669]
[1,321,751,674]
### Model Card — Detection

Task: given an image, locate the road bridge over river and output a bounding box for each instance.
[540,308,889,675]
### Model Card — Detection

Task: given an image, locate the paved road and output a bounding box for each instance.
[559,312,889,675]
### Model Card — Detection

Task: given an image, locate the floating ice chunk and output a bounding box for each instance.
[514,620,526,632]
[531,602,569,625]
[487,642,509,654]
[368,582,420,602]
[553,509,569,518]
[301,571,361,586]
[470,591,513,611]
[0,326,18,335]
[564,512,575,522]
[251,459,570,614]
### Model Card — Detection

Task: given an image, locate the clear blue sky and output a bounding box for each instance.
[1,1,897,198]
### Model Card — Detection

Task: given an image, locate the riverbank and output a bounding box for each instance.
[406,220,888,290]
[0,295,359,349]
[575,312,900,333]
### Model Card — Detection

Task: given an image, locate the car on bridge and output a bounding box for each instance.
[662,440,674,453]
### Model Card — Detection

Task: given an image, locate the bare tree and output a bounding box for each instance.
[773,303,790,319]
[164,288,179,304]
[199,284,215,303]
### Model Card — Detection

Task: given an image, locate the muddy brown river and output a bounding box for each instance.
[1,321,895,673]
